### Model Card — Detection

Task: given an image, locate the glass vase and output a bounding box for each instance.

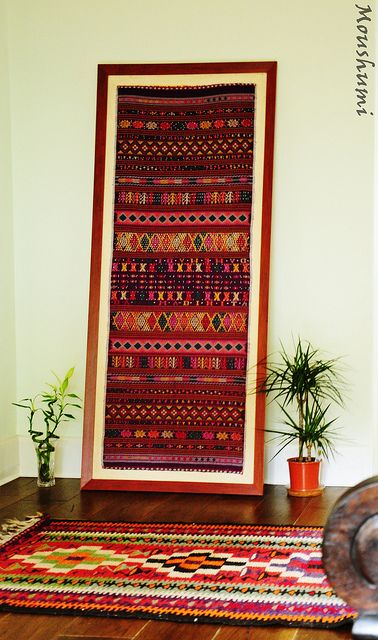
[34,443,55,488]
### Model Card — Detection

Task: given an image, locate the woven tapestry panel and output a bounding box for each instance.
[103,84,255,474]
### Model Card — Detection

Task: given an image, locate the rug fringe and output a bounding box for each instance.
[0,513,42,544]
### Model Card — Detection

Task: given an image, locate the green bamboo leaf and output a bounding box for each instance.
[15,366,81,450]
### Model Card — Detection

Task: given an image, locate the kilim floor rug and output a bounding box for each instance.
[0,516,356,628]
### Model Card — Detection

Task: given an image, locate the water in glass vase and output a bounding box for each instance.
[34,443,55,487]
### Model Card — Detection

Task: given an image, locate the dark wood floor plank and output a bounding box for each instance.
[251,485,313,525]
[138,491,262,524]
[0,477,38,511]
[59,636,132,640]
[92,491,177,523]
[32,478,81,502]
[160,493,265,525]
[42,490,167,521]
[216,624,352,639]
[295,626,352,639]
[295,505,335,527]
[63,615,147,638]
[215,625,298,639]
[135,619,218,640]
[294,487,346,526]
[0,497,67,522]
[0,479,83,524]
[59,637,128,640]
[0,612,73,640]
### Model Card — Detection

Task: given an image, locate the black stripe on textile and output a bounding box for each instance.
[118,84,255,98]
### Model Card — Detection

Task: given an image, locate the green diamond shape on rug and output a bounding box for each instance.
[12,546,128,574]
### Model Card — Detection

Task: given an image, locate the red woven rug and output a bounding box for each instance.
[0,516,356,627]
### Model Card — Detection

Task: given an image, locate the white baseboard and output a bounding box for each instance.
[0,436,19,485]
[18,434,82,478]
[264,441,373,487]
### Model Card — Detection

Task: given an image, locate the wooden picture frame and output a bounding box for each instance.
[81,62,276,494]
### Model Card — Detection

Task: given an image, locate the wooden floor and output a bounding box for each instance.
[0,478,352,640]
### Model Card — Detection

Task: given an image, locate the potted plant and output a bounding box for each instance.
[13,367,81,487]
[257,338,345,496]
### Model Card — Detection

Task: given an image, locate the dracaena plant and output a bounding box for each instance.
[13,367,81,453]
[257,338,345,461]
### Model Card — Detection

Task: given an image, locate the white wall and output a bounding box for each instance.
[4,0,376,485]
[0,0,18,483]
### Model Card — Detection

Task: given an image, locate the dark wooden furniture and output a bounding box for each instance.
[323,476,378,639]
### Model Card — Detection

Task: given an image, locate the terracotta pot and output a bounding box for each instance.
[287,457,322,496]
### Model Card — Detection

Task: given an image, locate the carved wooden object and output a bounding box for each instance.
[323,476,378,639]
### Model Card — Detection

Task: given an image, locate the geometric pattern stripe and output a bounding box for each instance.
[105,399,245,423]
[113,231,249,253]
[115,210,251,225]
[110,310,248,333]
[104,83,255,472]
[108,339,247,355]
[108,354,247,370]
[0,517,357,627]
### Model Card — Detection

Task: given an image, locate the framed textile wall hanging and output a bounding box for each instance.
[81,62,276,494]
